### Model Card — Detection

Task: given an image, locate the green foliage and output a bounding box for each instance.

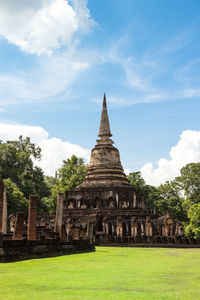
[43,156,87,212]
[127,172,187,222]
[58,155,87,191]
[184,203,200,237]
[177,163,200,204]
[42,176,60,212]
[175,163,200,236]
[0,136,41,185]
[127,171,145,190]
[0,136,50,214]
[4,178,28,217]
[156,181,187,222]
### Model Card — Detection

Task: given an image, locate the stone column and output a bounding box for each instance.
[54,193,64,237]
[133,193,137,208]
[27,195,37,240]
[87,221,94,244]
[131,218,137,237]
[13,212,24,240]
[116,193,119,207]
[141,223,145,236]
[116,218,123,237]
[0,181,7,234]
[0,233,3,247]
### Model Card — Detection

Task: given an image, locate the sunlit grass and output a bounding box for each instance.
[0,247,200,299]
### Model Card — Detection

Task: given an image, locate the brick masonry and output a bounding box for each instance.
[28,195,37,240]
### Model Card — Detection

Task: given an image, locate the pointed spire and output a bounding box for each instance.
[98,93,112,139]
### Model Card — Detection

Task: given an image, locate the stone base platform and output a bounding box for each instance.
[0,237,95,263]
[96,234,200,248]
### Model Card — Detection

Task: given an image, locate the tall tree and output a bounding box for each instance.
[0,136,50,214]
[157,181,187,222]
[176,163,200,237]
[127,171,160,211]
[58,155,87,191]
[184,203,200,237]
[127,172,187,221]
[43,156,88,211]
[177,163,200,205]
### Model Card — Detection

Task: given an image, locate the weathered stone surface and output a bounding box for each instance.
[28,195,37,240]
[0,181,7,234]
[0,239,94,263]
[13,212,24,240]
[54,193,64,237]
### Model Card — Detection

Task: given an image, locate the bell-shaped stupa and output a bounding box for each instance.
[80,94,129,187]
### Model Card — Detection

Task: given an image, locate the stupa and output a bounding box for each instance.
[79,93,130,187]
[61,94,184,245]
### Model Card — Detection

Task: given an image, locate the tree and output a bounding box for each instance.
[0,136,50,214]
[0,136,41,186]
[42,176,60,212]
[43,156,88,212]
[177,163,200,205]
[58,155,87,191]
[127,172,160,211]
[4,178,28,217]
[184,203,200,237]
[156,181,187,222]
[127,171,146,190]
[175,163,200,237]
[127,172,187,222]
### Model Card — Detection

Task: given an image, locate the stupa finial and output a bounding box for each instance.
[98,93,112,139]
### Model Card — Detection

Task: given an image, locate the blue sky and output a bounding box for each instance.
[0,0,200,185]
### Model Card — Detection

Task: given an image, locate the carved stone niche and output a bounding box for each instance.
[145,217,153,237]
[68,199,75,209]
[108,197,115,209]
[120,197,129,209]
[167,217,174,237]
[131,217,138,237]
[73,227,80,240]
[175,221,184,237]
[141,222,145,236]
[96,216,103,232]
[116,218,123,237]
[94,198,101,208]
[80,198,87,209]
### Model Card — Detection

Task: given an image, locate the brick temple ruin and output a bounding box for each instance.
[0,94,200,262]
[0,182,94,262]
[62,94,200,247]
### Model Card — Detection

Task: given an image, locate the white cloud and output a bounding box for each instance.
[0,0,93,55]
[0,45,99,106]
[0,0,98,107]
[0,123,90,176]
[0,123,48,143]
[124,168,131,175]
[141,130,200,186]
[38,137,89,175]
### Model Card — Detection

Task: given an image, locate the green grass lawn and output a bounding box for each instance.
[0,247,200,300]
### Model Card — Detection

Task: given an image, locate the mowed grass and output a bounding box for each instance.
[0,247,200,300]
